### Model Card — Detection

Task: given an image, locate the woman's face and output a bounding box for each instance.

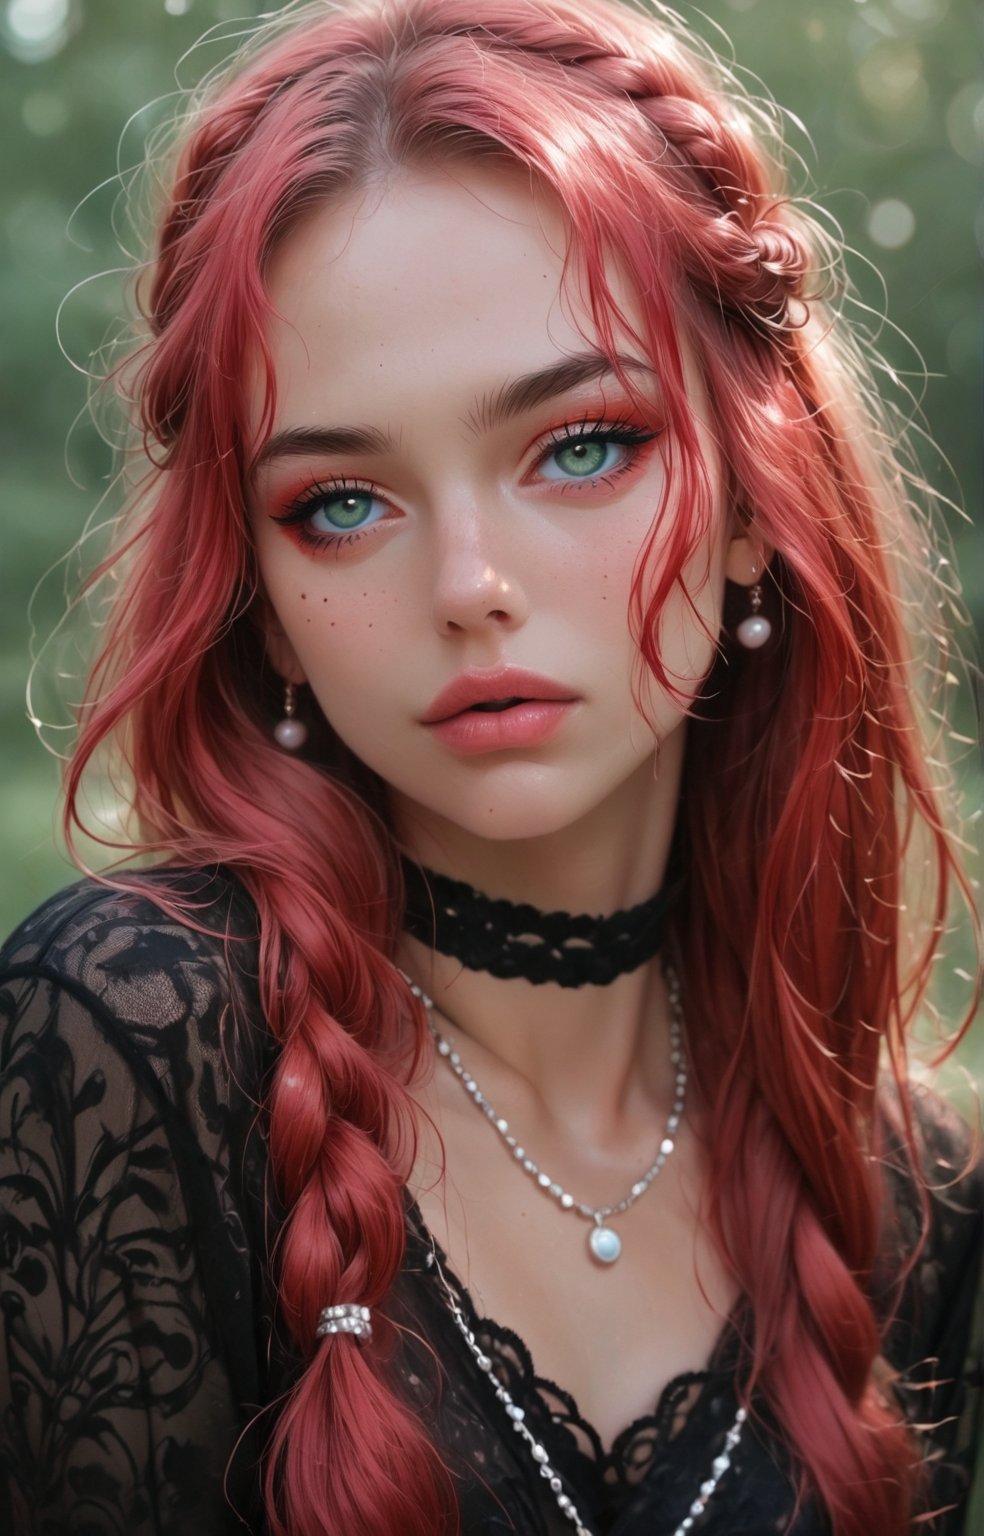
[247,163,731,849]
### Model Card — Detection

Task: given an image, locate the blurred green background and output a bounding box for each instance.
[1,2,980,971]
[0,0,981,1519]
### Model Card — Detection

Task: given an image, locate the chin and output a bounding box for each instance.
[396,764,658,847]
[452,804,589,842]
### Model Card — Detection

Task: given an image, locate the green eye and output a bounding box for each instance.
[538,433,637,484]
[553,440,610,477]
[273,480,391,547]
[319,491,376,529]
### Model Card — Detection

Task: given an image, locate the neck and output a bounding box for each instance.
[392,733,685,1142]
[397,940,675,1146]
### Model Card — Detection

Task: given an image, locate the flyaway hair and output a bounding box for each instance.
[62,2,976,1532]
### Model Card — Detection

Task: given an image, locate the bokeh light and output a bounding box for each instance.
[891,0,949,24]
[2,0,74,62]
[857,41,929,121]
[867,197,916,248]
[945,82,984,167]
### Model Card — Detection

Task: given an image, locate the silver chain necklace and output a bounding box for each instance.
[400,967,748,1531]
[401,966,687,1264]
[424,1240,748,1536]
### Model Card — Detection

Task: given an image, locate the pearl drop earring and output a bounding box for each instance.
[273,682,308,750]
[735,582,771,649]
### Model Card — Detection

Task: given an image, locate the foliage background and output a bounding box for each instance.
[0,0,980,1520]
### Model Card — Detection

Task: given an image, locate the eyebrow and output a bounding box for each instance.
[249,350,655,477]
[469,350,656,433]
[250,423,392,476]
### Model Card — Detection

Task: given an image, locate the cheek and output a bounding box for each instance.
[554,514,646,616]
[618,504,729,723]
[294,617,404,757]
[261,555,406,701]
[299,599,400,680]
[654,538,728,688]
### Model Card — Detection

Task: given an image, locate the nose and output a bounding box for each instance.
[430,508,529,637]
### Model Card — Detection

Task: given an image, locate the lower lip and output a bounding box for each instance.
[427,701,575,755]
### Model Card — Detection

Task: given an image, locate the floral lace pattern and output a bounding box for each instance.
[1,873,981,1535]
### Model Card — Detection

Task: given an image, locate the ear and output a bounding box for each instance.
[256,594,308,685]
[725,531,772,587]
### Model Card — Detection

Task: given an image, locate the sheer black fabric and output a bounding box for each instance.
[1,873,981,1535]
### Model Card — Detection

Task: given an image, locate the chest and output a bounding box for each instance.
[411,1104,736,1453]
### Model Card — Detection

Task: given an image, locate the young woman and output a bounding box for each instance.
[0,2,979,1534]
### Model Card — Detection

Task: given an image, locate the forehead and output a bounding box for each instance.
[258,162,652,424]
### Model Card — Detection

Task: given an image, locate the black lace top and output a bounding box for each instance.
[1,872,981,1535]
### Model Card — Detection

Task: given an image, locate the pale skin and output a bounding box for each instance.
[248,162,766,1450]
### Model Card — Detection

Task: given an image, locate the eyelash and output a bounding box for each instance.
[270,417,661,552]
[272,477,383,553]
[532,416,660,493]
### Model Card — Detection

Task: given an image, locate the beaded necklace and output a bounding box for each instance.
[400,966,749,1532]
[424,1241,748,1536]
[402,967,686,1264]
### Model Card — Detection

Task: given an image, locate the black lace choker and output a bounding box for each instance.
[400,857,672,987]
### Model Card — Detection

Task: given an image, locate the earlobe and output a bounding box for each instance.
[267,640,308,687]
[726,532,774,649]
[256,595,308,685]
[725,532,772,587]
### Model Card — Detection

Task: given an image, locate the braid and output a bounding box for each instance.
[219,802,432,1523]
[259,880,454,1535]
[480,26,809,332]
[429,11,814,329]
[635,90,812,325]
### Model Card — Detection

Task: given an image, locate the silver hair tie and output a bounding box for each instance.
[316,1303,373,1342]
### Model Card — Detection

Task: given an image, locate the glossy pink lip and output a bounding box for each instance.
[421,668,578,725]
[427,700,574,756]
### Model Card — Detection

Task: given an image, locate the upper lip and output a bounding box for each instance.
[421,668,578,724]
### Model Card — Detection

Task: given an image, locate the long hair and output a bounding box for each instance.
[63,2,975,1532]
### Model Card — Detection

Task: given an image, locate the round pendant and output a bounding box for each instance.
[588,1224,622,1264]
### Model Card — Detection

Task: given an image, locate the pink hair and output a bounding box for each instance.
[63,2,975,1532]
